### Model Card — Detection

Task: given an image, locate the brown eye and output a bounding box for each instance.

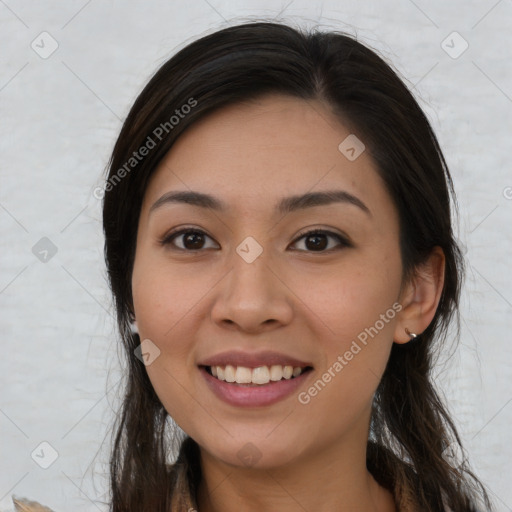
[161,229,219,251]
[291,229,350,252]
[160,228,350,253]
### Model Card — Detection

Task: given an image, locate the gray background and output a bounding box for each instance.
[1,0,511,510]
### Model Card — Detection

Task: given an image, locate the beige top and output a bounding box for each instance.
[10,497,54,512]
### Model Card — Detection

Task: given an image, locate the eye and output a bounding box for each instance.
[160,228,219,251]
[290,229,351,252]
[160,227,351,253]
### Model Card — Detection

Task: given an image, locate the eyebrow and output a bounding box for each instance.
[149,189,371,217]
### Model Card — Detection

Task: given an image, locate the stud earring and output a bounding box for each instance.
[405,327,417,340]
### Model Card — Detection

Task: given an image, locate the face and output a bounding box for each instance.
[131,94,405,469]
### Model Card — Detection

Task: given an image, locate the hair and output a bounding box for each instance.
[102,20,492,512]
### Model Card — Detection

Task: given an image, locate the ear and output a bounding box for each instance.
[128,305,138,333]
[393,246,445,344]
[128,302,136,323]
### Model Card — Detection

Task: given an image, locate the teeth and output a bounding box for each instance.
[269,365,283,381]
[252,366,270,384]
[235,366,252,384]
[209,364,305,385]
[224,365,236,383]
[282,365,293,379]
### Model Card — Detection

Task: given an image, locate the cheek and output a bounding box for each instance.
[290,248,402,344]
[290,250,401,408]
[131,255,220,429]
[132,252,209,343]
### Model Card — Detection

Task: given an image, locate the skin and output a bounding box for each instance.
[131,94,445,511]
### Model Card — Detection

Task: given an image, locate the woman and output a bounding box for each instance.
[99,21,492,512]
[9,19,492,512]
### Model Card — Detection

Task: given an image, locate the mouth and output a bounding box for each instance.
[202,364,313,386]
[199,361,314,407]
[198,350,314,407]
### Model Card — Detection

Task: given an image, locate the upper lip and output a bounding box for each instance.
[199,350,313,369]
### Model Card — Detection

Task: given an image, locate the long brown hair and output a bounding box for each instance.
[102,21,492,511]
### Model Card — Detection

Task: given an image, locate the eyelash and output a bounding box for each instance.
[159,227,351,253]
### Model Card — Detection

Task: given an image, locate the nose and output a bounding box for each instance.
[210,248,294,334]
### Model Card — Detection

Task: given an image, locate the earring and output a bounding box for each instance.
[130,321,139,334]
[405,327,417,340]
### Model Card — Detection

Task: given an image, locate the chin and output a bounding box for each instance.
[196,429,307,470]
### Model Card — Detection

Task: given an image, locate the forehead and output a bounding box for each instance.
[141,94,392,219]
[155,95,356,180]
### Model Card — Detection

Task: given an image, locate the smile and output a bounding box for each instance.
[205,364,310,385]
[200,364,313,407]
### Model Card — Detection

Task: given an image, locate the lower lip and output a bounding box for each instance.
[200,367,312,407]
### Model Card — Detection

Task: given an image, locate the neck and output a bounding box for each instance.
[196,430,396,512]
